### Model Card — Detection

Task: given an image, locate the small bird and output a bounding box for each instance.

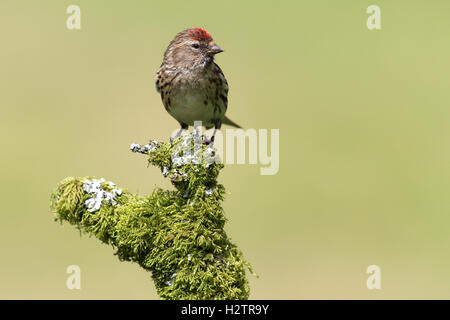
[155,27,241,142]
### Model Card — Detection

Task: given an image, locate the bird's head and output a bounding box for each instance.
[163,27,224,69]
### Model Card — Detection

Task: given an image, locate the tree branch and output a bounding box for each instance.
[50,133,254,300]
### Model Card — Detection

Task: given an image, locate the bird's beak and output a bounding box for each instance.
[207,42,224,55]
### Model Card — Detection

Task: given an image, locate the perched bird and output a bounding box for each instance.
[155,27,241,142]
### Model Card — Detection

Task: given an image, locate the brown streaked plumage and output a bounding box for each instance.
[156,27,241,141]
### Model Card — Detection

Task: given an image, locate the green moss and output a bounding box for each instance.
[50,135,254,300]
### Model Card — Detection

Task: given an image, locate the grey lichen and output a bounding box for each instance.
[83,178,122,212]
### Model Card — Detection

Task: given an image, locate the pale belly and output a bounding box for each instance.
[168,89,223,128]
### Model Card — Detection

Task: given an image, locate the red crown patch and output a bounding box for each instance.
[188,27,212,41]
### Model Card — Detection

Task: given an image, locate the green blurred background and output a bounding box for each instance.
[0,0,449,299]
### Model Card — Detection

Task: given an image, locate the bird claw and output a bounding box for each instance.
[203,138,214,147]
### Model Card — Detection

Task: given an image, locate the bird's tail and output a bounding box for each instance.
[222,116,242,128]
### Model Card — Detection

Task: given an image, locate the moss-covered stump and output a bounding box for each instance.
[50,133,253,300]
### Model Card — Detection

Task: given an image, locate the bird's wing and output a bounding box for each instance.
[155,65,163,93]
[213,62,229,109]
[213,63,241,128]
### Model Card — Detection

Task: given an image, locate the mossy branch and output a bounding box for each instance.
[50,134,254,300]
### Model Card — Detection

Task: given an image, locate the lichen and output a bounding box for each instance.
[50,133,254,300]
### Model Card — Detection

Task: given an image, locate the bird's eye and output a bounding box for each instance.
[192,43,200,49]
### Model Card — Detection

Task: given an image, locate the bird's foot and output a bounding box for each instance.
[203,137,215,147]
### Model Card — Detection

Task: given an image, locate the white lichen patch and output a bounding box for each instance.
[162,166,169,177]
[167,272,177,286]
[83,178,122,212]
[170,169,188,182]
[170,134,216,169]
[130,140,160,154]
